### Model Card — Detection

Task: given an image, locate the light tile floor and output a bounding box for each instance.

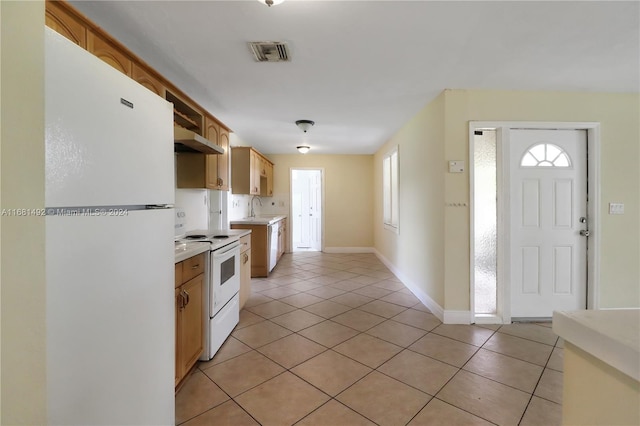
[176,252,563,426]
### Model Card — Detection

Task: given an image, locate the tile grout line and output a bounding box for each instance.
[183,252,562,425]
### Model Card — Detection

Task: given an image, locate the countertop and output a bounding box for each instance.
[553,309,640,381]
[174,241,209,264]
[230,215,287,225]
[174,229,252,263]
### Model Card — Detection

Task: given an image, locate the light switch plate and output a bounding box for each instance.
[609,203,624,215]
[449,160,465,173]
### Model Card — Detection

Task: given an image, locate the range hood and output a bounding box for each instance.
[174,126,224,155]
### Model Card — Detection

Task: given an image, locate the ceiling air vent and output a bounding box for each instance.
[248,41,290,62]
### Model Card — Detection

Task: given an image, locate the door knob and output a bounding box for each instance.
[580,230,590,237]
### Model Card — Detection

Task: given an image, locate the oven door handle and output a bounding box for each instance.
[212,241,241,258]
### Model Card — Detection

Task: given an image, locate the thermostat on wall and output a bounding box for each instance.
[449,160,465,173]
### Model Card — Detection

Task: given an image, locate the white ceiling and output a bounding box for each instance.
[71,0,639,155]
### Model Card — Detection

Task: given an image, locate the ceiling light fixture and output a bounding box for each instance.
[257,0,285,7]
[297,145,310,154]
[295,120,315,133]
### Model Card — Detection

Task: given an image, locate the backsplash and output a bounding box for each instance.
[229,193,289,220]
[175,189,208,231]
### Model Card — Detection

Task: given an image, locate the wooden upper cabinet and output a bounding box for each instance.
[45,1,87,48]
[204,117,222,189]
[205,117,220,145]
[202,117,230,191]
[87,30,132,76]
[132,64,166,98]
[232,147,274,196]
[218,128,230,190]
[265,162,274,197]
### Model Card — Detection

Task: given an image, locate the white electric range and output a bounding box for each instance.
[176,226,245,360]
[174,208,247,361]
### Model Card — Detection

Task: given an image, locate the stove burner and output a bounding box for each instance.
[213,235,229,239]
[185,235,207,240]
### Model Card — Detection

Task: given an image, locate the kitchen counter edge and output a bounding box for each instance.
[229,215,287,225]
[174,229,251,263]
[552,309,640,381]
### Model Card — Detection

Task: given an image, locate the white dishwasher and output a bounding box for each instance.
[268,221,279,272]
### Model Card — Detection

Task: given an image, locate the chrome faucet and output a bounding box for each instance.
[250,195,262,218]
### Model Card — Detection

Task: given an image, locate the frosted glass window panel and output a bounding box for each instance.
[383,156,391,224]
[474,130,497,315]
[383,147,399,230]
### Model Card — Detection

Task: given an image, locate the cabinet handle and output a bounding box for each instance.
[178,293,185,310]
[191,264,199,269]
[182,289,190,306]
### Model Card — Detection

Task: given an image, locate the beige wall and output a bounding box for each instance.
[562,342,640,425]
[443,89,639,310]
[0,1,47,423]
[375,89,640,315]
[267,154,374,249]
[373,92,446,307]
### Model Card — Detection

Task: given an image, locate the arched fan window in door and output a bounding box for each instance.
[521,143,571,167]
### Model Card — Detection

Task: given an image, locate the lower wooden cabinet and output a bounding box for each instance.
[175,253,205,387]
[239,234,252,309]
[277,218,287,261]
[231,220,285,278]
[231,224,268,277]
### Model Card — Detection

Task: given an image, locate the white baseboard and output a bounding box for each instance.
[373,249,445,322]
[373,249,473,324]
[443,310,472,324]
[323,247,375,254]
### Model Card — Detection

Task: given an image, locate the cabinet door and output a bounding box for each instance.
[266,162,274,197]
[278,220,285,259]
[249,151,260,195]
[178,274,204,379]
[132,64,165,98]
[259,156,267,177]
[204,117,220,189]
[87,30,132,76]
[45,1,87,48]
[175,287,181,386]
[239,248,252,309]
[218,128,230,191]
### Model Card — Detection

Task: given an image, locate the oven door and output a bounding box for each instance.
[210,241,241,317]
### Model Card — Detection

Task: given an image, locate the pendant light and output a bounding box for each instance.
[257,0,285,7]
[295,120,315,133]
[295,120,314,154]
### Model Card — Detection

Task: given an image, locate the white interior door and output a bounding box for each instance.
[291,169,323,251]
[309,171,322,251]
[509,129,588,318]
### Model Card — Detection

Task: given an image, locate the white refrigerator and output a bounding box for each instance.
[45,28,174,425]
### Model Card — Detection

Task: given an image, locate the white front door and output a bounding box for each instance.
[509,129,588,318]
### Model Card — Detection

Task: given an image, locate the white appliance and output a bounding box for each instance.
[208,189,229,229]
[178,231,241,360]
[45,28,174,425]
[268,222,279,272]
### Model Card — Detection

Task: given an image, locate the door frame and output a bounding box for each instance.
[469,121,601,324]
[289,167,325,252]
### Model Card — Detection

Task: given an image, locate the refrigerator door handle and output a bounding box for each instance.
[145,204,173,209]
